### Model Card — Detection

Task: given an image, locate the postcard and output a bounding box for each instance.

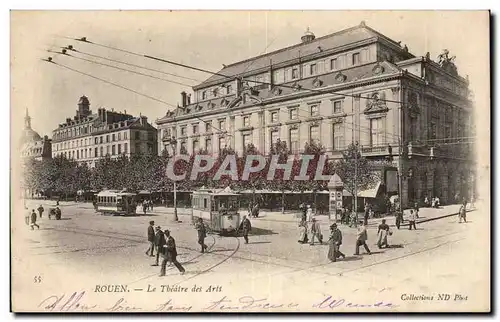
[10,10,490,312]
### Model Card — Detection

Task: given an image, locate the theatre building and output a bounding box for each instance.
[156,22,474,207]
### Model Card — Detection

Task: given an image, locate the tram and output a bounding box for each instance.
[95,190,138,216]
[191,186,242,236]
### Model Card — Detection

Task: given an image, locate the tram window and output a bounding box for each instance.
[204,198,208,209]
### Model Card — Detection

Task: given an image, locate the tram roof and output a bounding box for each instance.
[97,190,137,197]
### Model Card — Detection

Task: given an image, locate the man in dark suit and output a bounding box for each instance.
[160,230,185,276]
[195,218,208,253]
[145,221,155,257]
[152,226,166,266]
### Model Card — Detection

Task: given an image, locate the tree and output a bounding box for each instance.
[333,143,378,208]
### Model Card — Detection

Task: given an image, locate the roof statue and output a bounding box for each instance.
[437,49,458,75]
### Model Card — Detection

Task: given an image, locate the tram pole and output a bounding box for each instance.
[171,137,179,222]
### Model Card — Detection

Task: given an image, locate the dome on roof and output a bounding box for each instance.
[20,128,42,145]
[301,27,316,43]
[78,95,90,105]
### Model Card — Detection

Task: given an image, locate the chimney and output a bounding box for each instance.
[181,91,187,107]
[187,94,191,105]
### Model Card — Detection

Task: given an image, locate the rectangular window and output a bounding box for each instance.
[76,150,80,159]
[289,128,299,154]
[410,119,417,142]
[289,108,298,120]
[271,130,280,145]
[352,53,360,65]
[106,135,110,143]
[136,143,142,153]
[112,145,116,155]
[310,64,317,75]
[206,138,212,153]
[193,140,199,154]
[333,123,344,151]
[445,125,451,143]
[124,143,128,153]
[202,91,207,100]
[219,137,225,151]
[292,68,299,79]
[124,132,128,140]
[219,119,226,130]
[106,146,110,155]
[330,58,338,70]
[271,111,279,123]
[430,122,437,140]
[370,118,385,146]
[118,144,121,154]
[243,116,250,127]
[226,85,233,94]
[84,149,87,158]
[310,104,319,117]
[135,131,141,140]
[192,124,199,134]
[118,133,121,141]
[309,126,319,143]
[112,134,115,141]
[205,121,212,132]
[100,147,103,156]
[333,100,343,114]
[94,147,98,157]
[243,134,251,150]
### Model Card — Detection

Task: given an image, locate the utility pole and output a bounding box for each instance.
[398,137,403,214]
[171,137,179,222]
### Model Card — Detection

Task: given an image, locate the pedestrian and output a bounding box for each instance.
[160,230,185,276]
[30,209,40,230]
[408,209,417,230]
[327,223,345,262]
[300,204,307,223]
[306,205,313,222]
[152,226,166,266]
[145,220,155,257]
[252,203,260,218]
[395,211,403,230]
[37,205,44,219]
[355,222,372,255]
[377,219,391,248]
[414,201,419,219]
[240,215,252,244]
[298,219,308,244]
[195,218,209,252]
[458,205,467,223]
[349,208,358,228]
[142,200,147,214]
[309,218,323,245]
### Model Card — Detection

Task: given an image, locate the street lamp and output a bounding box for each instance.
[170,136,179,222]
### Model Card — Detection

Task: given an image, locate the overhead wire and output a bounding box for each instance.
[54,35,473,111]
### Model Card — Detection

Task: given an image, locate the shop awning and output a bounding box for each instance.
[356,181,382,198]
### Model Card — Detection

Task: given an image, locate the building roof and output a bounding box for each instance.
[158,60,402,123]
[194,22,407,89]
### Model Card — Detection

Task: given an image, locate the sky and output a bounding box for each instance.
[10,11,490,143]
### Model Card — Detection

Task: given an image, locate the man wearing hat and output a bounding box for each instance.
[146,221,155,257]
[152,226,166,266]
[160,230,185,276]
[195,218,208,253]
[327,223,345,262]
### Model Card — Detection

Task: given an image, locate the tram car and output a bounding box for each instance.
[95,190,138,216]
[191,187,242,236]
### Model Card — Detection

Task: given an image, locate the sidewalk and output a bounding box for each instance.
[245,203,476,227]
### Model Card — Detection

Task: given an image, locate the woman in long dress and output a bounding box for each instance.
[298,220,308,244]
[327,223,345,262]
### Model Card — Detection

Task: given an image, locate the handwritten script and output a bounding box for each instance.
[38,292,397,312]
